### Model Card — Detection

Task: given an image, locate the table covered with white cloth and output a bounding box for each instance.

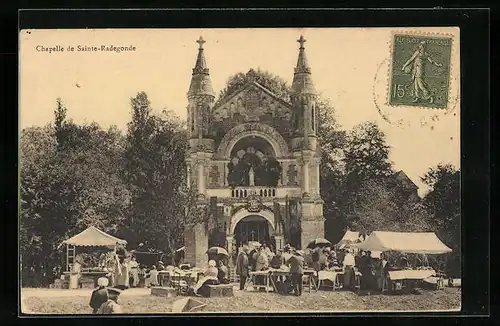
[388,269,435,281]
[317,269,362,290]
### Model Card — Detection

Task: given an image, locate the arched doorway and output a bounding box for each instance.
[230,209,276,249]
[233,215,273,249]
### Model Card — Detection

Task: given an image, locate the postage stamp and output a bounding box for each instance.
[389,34,452,109]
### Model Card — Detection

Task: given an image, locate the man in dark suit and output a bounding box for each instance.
[288,250,304,296]
[236,246,250,290]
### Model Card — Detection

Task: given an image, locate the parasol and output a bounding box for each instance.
[206,247,229,257]
[306,238,332,249]
[247,241,261,249]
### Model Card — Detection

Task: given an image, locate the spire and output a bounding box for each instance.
[295,35,310,74]
[188,36,215,97]
[291,35,316,96]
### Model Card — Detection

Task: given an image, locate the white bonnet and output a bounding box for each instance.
[97,277,109,287]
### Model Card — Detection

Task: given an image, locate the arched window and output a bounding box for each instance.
[311,104,315,131]
[191,110,195,133]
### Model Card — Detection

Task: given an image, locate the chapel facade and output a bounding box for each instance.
[184,36,325,267]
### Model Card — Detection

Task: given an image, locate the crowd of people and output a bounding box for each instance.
[231,242,394,295]
[107,254,169,290]
[235,243,306,296]
[87,242,422,313]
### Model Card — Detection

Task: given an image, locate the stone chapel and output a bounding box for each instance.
[184,36,325,267]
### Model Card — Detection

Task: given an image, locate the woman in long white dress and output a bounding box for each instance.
[191,260,219,296]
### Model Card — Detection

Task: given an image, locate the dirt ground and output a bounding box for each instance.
[21,286,461,314]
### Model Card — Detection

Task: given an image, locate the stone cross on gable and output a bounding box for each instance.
[297,35,306,49]
[287,164,298,185]
[197,36,206,50]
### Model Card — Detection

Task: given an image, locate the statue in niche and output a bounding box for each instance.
[249,167,255,186]
[227,149,282,188]
[229,102,236,117]
[218,106,229,120]
[287,164,298,185]
[236,97,244,113]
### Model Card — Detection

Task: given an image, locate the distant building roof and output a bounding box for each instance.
[393,170,419,190]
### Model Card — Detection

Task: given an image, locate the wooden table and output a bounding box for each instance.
[245,271,274,292]
[245,269,318,294]
[158,270,201,288]
[63,271,109,288]
[303,269,318,293]
[388,269,436,292]
[317,270,362,291]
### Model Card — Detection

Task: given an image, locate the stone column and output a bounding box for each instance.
[184,222,209,268]
[300,217,325,251]
[197,161,205,194]
[224,162,229,186]
[226,236,234,256]
[303,161,310,197]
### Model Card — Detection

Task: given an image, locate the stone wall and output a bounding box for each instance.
[184,222,209,268]
[300,218,325,250]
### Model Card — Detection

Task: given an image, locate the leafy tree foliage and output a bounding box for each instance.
[216,68,291,106]
[421,164,461,276]
[20,100,131,286]
[349,178,432,233]
[343,121,393,180]
[121,92,188,253]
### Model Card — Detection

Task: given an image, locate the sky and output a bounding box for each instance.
[20,27,460,196]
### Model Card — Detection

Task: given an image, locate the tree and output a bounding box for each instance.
[322,121,394,241]
[20,99,131,286]
[216,68,291,106]
[343,121,393,180]
[421,163,461,276]
[348,178,432,233]
[122,92,188,253]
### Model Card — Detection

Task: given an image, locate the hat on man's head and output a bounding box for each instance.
[107,287,122,295]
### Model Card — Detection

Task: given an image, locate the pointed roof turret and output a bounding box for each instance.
[291,35,316,96]
[188,36,215,97]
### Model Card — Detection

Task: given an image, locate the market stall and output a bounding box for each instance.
[59,226,127,289]
[336,230,361,246]
[353,231,451,293]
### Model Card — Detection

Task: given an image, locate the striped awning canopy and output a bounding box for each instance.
[62,226,127,247]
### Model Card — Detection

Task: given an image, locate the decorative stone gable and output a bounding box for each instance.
[211,83,295,144]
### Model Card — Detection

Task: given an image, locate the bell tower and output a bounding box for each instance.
[185,36,215,267]
[290,35,324,247]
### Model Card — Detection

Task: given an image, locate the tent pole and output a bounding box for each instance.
[66,244,69,272]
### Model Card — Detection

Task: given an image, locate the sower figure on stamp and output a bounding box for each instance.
[402,41,443,104]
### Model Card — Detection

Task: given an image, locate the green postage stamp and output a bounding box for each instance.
[389,34,452,108]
